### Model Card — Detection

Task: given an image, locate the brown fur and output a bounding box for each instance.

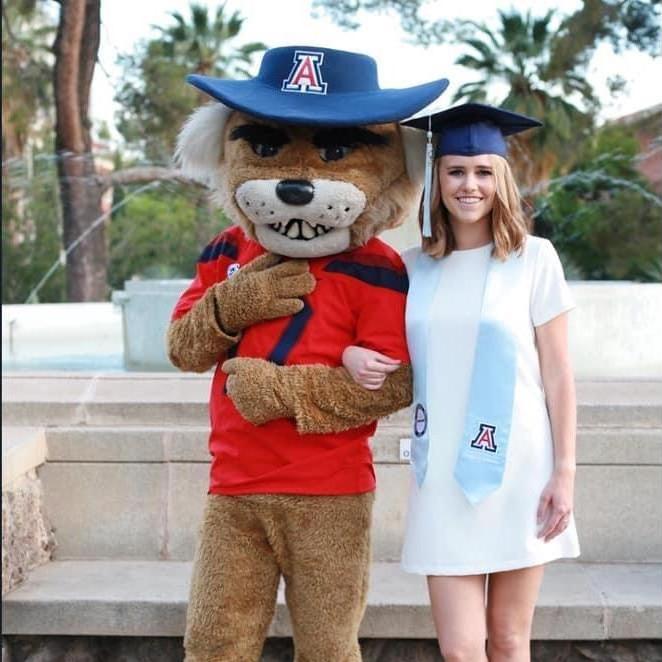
[224,357,412,434]
[185,492,373,662]
[212,112,416,246]
[167,286,239,373]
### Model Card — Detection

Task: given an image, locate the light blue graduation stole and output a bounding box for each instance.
[407,249,518,504]
[406,252,444,487]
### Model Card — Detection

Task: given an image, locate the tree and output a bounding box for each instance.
[115,2,266,162]
[52,0,106,301]
[156,2,266,77]
[107,2,265,295]
[452,10,595,189]
[547,0,662,80]
[2,0,55,162]
[108,186,229,290]
[313,0,661,55]
[2,156,66,304]
[534,124,662,281]
[2,0,59,303]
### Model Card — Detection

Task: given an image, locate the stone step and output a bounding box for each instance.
[2,560,660,641]
[43,425,662,465]
[35,425,662,564]
[3,374,662,428]
[36,458,662,564]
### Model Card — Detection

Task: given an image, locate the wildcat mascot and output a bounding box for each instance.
[167,46,448,662]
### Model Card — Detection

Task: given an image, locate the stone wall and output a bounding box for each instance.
[2,470,55,596]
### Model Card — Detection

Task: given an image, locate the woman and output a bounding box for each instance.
[343,103,580,662]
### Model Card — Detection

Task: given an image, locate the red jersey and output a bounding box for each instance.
[172,226,409,496]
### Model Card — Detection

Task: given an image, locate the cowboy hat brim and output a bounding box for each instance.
[187,74,450,127]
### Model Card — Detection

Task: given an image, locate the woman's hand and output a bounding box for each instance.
[537,467,576,542]
[341,345,401,390]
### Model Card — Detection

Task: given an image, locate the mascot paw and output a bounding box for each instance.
[216,254,316,334]
[222,357,292,425]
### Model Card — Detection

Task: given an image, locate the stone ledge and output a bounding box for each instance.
[42,425,662,465]
[4,375,662,427]
[2,561,661,640]
[2,428,47,488]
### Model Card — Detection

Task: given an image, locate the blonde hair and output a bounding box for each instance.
[420,154,531,260]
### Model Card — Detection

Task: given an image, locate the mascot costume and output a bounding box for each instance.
[167,46,448,662]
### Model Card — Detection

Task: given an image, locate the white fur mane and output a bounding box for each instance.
[174,103,233,185]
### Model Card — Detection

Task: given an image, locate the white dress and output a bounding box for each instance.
[400,236,580,575]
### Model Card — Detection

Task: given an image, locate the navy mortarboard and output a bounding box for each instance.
[186,46,449,126]
[402,103,543,235]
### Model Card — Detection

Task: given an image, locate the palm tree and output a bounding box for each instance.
[452,10,595,190]
[155,2,266,78]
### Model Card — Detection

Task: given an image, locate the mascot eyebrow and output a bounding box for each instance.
[230,123,389,148]
[313,127,389,148]
[230,124,291,147]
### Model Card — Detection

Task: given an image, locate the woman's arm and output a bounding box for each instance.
[535,311,577,542]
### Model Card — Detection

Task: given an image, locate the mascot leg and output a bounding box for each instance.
[184,494,280,662]
[277,493,374,662]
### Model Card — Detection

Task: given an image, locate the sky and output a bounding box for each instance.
[92,0,662,140]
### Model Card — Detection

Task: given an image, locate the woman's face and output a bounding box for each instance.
[438,154,496,228]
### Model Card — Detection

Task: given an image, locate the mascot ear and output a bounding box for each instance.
[400,125,427,189]
[175,103,233,184]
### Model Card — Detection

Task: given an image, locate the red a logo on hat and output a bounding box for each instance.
[282,50,327,95]
[470,423,497,452]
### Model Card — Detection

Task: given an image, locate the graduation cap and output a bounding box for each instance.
[402,103,542,236]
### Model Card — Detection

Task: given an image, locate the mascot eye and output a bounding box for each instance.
[320,145,353,162]
[252,143,280,158]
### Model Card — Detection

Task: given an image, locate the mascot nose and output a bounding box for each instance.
[276,180,315,205]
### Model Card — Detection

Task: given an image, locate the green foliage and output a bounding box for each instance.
[108,185,230,290]
[549,0,661,80]
[115,3,266,162]
[1,0,56,158]
[453,9,594,180]
[115,45,198,164]
[2,154,66,303]
[534,125,662,281]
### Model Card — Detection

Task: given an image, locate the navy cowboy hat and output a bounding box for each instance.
[187,45,449,127]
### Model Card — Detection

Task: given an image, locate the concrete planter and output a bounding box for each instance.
[111,280,190,371]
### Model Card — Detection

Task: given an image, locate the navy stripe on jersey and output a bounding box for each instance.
[199,236,238,262]
[267,299,313,365]
[324,260,408,294]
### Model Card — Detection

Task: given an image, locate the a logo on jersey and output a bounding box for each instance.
[281,50,328,95]
[470,423,497,452]
[227,263,241,278]
[414,404,427,437]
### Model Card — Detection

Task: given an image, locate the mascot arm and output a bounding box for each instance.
[167,253,316,373]
[223,358,412,433]
[167,286,240,373]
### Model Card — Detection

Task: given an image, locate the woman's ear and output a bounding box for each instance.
[174,103,233,184]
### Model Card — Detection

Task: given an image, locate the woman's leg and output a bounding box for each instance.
[485,565,545,662]
[427,574,488,662]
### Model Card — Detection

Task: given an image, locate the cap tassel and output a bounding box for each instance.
[422,117,434,238]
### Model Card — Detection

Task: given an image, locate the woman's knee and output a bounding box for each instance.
[487,626,529,659]
[438,636,486,662]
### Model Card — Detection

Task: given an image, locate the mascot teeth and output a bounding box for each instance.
[270,219,332,241]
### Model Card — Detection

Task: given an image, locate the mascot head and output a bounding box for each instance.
[176,46,448,258]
